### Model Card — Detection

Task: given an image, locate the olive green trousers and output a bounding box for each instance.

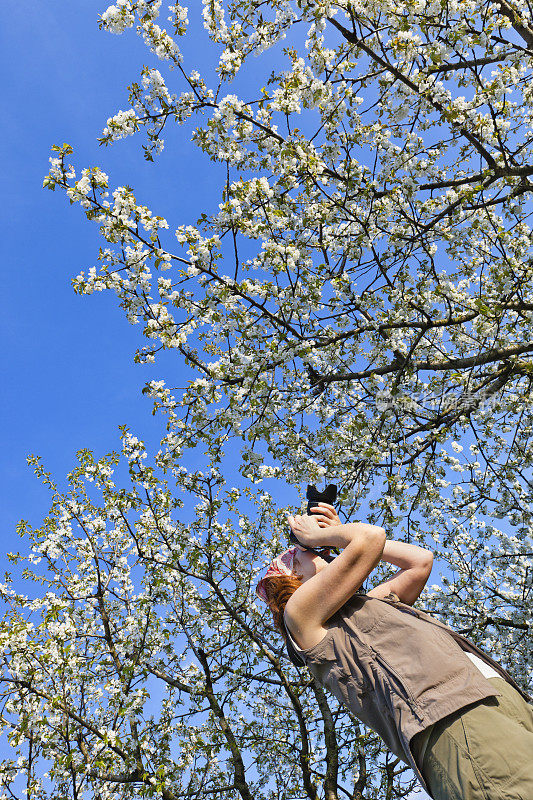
[414,678,533,800]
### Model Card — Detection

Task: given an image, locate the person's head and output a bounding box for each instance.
[292,546,331,583]
[255,546,331,637]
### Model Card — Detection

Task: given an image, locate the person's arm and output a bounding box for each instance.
[284,514,386,632]
[309,503,433,606]
[366,539,433,605]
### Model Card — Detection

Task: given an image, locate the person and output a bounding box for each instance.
[255,503,533,800]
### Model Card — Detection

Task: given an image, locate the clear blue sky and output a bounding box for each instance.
[1,0,229,555]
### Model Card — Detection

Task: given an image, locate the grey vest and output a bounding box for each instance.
[283,592,531,797]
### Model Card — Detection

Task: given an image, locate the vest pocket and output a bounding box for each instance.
[372,651,422,717]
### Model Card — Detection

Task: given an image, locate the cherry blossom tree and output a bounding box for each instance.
[2,0,532,798]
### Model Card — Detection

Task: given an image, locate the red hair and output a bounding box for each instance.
[262,573,303,638]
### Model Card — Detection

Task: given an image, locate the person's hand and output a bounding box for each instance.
[308,502,341,528]
[287,513,326,549]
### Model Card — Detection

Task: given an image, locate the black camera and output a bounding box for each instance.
[288,483,339,562]
[306,483,337,514]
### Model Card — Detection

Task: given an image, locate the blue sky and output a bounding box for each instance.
[1,0,225,553]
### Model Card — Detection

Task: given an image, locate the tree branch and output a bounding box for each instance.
[196,647,252,800]
[310,681,339,800]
